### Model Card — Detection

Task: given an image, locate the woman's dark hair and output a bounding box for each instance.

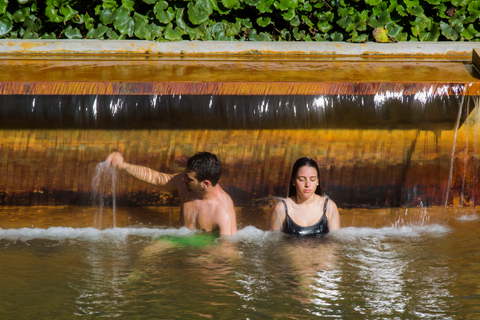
[187,152,222,186]
[287,157,322,197]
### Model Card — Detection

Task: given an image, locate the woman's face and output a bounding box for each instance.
[293,165,318,199]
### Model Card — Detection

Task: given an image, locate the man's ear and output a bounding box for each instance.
[202,180,212,188]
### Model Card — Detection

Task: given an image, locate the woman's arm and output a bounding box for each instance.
[326,200,341,230]
[269,200,287,231]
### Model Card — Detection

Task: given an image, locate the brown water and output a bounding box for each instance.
[0,205,479,319]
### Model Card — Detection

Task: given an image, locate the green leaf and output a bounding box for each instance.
[0,13,13,37]
[45,5,63,23]
[187,0,213,25]
[281,7,295,20]
[419,22,440,41]
[12,8,30,23]
[164,22,184,40]
[154,1,175,24]
[248,29,272,40]
[60,5,76,22]
[99,8,116,24]
[257,0,275,13]
[293,26,305,40]
[368,10,390,28]
[407,5,424,15]
[317,20,333,33]
[23,28,38,39]
[24,15,40,32]
[0,0,7,15]
[143,0,158,4]
[257,16,271,27]
[122,0,136,11]
[63,25,82,39]
[274,0,298,11]
[113,7,134,36]
[330,31,343,41]
[40,32,56,39]
[440,20,463,40]
[221,0,240,9]
[365,0,382,5]
[86,24,109,38]
[133,12,152,40]
[385,21,402,37]
[348,33,368,42]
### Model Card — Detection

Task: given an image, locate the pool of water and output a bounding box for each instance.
[0,206,479,319]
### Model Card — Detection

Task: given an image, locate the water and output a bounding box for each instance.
[0,206,479,319]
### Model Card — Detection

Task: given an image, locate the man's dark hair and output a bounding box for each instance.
[187,152,222,186]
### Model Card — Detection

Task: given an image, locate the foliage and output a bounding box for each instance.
[0,0,479,41]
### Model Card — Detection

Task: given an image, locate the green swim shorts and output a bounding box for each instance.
[157,232,220,248]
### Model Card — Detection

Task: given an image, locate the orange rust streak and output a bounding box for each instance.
[0,57,479,95]
[0,81,476,96]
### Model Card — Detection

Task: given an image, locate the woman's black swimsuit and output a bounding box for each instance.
[281,197,330,237]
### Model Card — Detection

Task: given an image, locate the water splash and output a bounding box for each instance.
[91,161,119,229]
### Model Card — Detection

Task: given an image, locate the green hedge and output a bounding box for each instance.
[0,0,478,42]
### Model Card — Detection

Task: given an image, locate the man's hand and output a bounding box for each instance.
[106,152,126,170]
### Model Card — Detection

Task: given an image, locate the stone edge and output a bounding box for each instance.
[0,39,479,57]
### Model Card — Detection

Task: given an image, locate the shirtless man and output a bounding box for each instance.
[105,151,237,236]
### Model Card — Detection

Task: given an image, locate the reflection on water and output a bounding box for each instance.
[0,206,479,319]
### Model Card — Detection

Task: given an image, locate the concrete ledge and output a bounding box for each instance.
[0,39,479,57]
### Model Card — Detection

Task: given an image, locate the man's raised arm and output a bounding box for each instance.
[105,152,178,192]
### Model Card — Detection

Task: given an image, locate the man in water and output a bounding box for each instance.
[105,151,237,236]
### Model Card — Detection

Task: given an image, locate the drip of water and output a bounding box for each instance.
[444,86,468,213]
[91,161,118,229]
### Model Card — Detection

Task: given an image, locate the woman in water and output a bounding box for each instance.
[269,157,340,236]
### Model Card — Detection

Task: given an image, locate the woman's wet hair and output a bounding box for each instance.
[187,152,222,186]
[287,157,322,197]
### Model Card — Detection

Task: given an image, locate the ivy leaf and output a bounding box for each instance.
[133,12,152,40]
[385,20,402,37]
[330,31,343,41]
[113,7,134,36]
[462,23,480,40]
[63,25,82,39]
[257,16,271,27]
[25,15,41,32]
[164,22,184,40]
[99,8,116,24]
[407,5,424,15]
[41,32,56,39]
[440,21,463,40]
[368,10,390,28]
[0,0,7,15]
[122,0,136,11]
[373,27,389,42]
[45,5,63,23]
[317,21,333,33]
[221,0,240,9]
[12,8,30,23]
[143,0,158,4]
[257,0,275,13]
[60,5,77,22]
[419,22,440,41]
[365,0,382,6]
[154,1,175,24]
[86,24,109,38]
[293,26,305,40]
[248,29,272,40]
[0,13,12,37]
[348,33,368,42]
[187,0,213,25]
